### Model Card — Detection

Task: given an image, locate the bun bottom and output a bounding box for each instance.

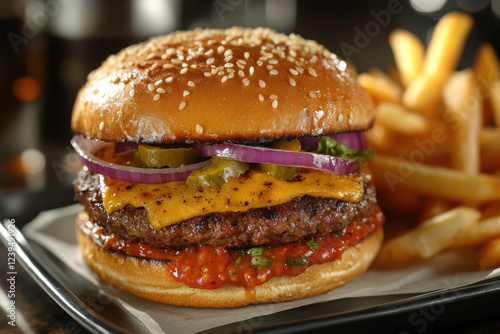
[76,212,382,308]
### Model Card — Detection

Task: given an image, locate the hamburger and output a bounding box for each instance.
[70,27,384,308]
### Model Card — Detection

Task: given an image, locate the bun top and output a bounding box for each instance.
[71,27,374,143]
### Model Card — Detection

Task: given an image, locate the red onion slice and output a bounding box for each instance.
[71,135,211,184]
[299,132,367,151]
[193,142,357,175]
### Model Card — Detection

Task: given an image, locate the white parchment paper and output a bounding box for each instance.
[23,205,500,333]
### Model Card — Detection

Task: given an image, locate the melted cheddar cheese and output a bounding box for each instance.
[100,168,366,229]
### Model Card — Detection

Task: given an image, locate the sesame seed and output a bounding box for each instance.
[129,89,135,98]
[238,70,245,78]
[180,68,188,75]
[268,59,278,64]
[242,78,250,86]
[308,68,318,77]
[228,72,235,79]
[269,70,278,75]
[204,72,212,77]
[296,66,304,74]
[258,94,264,101]
[153,94,160,101]
[270,94,278,100]
[155,79,163,86]
[157,88,165,93]
[221,76,228,83]
[183,90,190,97]
[188,81,195,87]
[218,71,224,76]
[224,49,233,57]
[171,59,181,64]
[257,60,263,66]
[196,124,203,134]
[179,101,186,110]
[309,91,317,98]
[249,66,254,75]
[289,68,299,75]
[182,63,188,68]
[224,63,234,68]
[206,57,215,65]
[117,111,123,117]
[205,49,214,56]
[236,62,245,69]
[99,122,104,130]
[165,77,173,83]
[217,45,225,54]
[272,100,278,109]
[289,49,297,57]
[289,78,296,86]
[267,65,273,70]
[237,59,247,65]
[259,79,266,88]
[244,51,250,59]
[338,114,344,122]
[148,84,155,91]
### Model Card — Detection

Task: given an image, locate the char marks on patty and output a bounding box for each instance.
[74,169,376,249]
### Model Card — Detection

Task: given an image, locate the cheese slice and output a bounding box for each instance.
[100,168,365,229]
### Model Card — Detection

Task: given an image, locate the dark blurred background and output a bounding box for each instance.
[1,0,499,222]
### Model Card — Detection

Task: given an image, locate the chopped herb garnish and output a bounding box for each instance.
[286,257,308,267]
[247,246,264,256]
[315,136,375,163]
[251,255,273,269]
[334,230,345,236]
[306,239,318,251]
[235,255,241,264]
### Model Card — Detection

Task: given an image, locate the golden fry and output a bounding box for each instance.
[443,70,482,173]
[372,155,500,203]
[376,102,430,135]
[403,12,473,113]
[376,207,480,266]
[389,29,425,87]
[476,237,500,270]
[454,216,500,248]
[358,72,402,104]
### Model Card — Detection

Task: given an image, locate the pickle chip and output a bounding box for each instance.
[257,139,301,180]
[186,157,250,188]
[135,145,200,168]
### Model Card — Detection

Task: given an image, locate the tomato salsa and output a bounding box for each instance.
[80,205,384,289]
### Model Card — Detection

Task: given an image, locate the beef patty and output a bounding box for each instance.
[74,169,377,249]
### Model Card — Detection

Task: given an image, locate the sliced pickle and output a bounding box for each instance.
[257,139,301,180]
[269,138,301,151]
[134,144,200,168]
[258,163,300,180]
[186,157,250,188]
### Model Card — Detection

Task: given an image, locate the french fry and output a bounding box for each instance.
[376,207,480,267]
[375,102,430,135]
[443,70,482,173]
[372,154,500,203]
[473,43,500,88]
[403,12,473,113]
[454,216,500,248]
[476,237,500,270]
[389,29,425,87]
[491,82,500,127]
[358,72,402,103]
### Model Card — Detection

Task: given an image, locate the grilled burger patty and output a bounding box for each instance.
[74,169,377,249]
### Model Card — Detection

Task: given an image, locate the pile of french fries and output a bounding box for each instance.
[359,12,500,269]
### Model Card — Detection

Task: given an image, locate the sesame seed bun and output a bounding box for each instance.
[71,27,374,143]
[75,211,383,308]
